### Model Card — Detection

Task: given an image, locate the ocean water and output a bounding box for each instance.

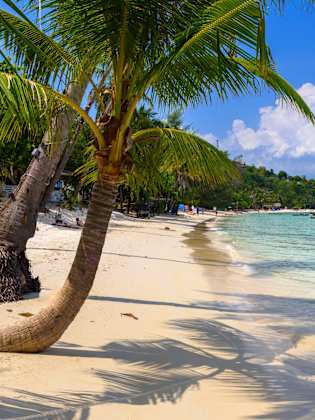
[216,213,315,294]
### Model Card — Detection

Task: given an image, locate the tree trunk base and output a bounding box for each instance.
[0,246,40,302]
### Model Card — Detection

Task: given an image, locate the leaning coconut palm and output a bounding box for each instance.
[0,4,110,301]
[0,0,314,352]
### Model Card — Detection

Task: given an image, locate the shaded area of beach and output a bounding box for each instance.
[0,213,314,419]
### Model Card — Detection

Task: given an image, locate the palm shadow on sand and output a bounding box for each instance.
[2,314,315,419]
[90,317,315,419]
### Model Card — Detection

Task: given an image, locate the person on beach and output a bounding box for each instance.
[76,217,84,227]
[54,209,70,227]
[55,209,63,225]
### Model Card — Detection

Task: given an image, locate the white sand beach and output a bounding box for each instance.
[0,212,314,419]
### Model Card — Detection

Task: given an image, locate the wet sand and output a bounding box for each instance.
[0,212,314,419]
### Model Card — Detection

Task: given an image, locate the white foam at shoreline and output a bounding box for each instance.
[207,223,256,276]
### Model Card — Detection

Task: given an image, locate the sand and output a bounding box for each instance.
[0,211,314,419]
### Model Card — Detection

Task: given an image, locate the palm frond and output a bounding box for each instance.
[74,142,98,185]
[2,0,37,26]
[76,126,239,189]
[143,0,262,106]
[0,72,55,142]
[0,9,78,85]
[126,139,170,196]
[132,128,239,185]
[172,0,259,60]
[0,73,104,147]
[235,58,315,123]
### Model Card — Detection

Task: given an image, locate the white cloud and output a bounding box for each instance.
[203,83,315,176]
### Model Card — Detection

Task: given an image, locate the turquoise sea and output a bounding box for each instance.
[216,213,315,294]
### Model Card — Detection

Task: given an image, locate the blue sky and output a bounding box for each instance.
[182,3,315,177]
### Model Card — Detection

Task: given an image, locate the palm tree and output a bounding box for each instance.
[0,0,313,352]
[0,6,101,300]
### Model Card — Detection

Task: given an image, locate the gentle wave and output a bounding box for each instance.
[208,224,256,276]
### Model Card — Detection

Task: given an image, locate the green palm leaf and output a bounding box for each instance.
[76,125,239,188]
[143,0,261,105]
[235,58,315,123]
[0,72,104,146]
[0,10,78,85]
[132,127,239,185]
[0,72,53,141]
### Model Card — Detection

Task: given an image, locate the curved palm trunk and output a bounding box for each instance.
[0,174,117,352]
[0,80,87,302]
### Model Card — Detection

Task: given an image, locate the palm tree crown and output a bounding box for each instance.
[0,0,313,183]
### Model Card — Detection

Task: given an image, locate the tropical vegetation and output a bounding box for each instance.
[204,165,315,210]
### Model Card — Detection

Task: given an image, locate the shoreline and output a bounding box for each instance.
[0,212,314,418]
